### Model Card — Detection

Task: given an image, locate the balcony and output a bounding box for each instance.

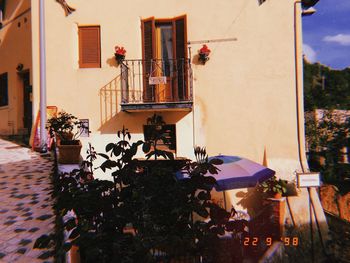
[120,59,193,112]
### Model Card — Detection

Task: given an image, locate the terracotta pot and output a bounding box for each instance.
[57,140,82,164]
[69,245,81,263]
[273,192,282,199]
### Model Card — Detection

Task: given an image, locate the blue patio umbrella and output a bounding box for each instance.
[207,155,275,191]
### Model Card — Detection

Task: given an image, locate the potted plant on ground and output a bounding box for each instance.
[47,111,86,164]
[258,175,288,199]
[256,176,288,239]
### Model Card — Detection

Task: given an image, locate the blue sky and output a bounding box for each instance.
[302,0,350,70]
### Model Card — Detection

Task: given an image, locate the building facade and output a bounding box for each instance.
[1,0,327,231]
[0,0,32,136]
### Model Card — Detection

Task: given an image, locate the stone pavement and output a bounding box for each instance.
[0,139,54,263]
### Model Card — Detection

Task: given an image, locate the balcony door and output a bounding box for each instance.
[155,23,173,102]
[141,16,187,103]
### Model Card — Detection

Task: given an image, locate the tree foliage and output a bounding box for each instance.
[303,59,350,111]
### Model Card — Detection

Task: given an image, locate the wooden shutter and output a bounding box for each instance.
[141,18,155,101]
[173,15,187,100]
[78,26,101,68]
[174,15,187,60]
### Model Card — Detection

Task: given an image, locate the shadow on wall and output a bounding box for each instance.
[0,0,32,135]
[98,76,190,134]
[106,57,118,68]
[0,0,30,49]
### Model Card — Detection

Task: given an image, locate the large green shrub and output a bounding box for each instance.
[35,127,249,262]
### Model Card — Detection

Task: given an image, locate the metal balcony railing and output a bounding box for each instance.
[120,59,193,110]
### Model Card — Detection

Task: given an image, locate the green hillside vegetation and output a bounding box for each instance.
[304,59,350,111]
[304,60,350,194]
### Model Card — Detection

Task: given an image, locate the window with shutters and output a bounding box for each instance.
[0,72,8,107]
[78,26,101,68]
[141,15,188,103]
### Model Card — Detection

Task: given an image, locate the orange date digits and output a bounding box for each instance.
[280,237,299,246]
[292,237,299,246]
[284,237,290,246]
[243,237,249,246]
[266,237,272,246]
[243,237,298,246]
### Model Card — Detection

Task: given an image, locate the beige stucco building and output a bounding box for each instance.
[1,0,327,237]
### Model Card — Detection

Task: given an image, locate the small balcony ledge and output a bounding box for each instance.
[120,59,193,112]
[121,101,193,112]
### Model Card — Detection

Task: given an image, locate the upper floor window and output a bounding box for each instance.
[0,72,8,107]
[78,26,101,68]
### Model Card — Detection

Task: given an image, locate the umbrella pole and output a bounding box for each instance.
[223,191,227,211]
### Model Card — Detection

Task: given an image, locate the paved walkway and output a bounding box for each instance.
[0,139,54,263]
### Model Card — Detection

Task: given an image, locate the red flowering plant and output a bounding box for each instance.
[198,44,211,64]
[114,46,126,63]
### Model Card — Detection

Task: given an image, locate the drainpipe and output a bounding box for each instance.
[294,0,306,173]
[293,3,315,262]
[39,0,47,152]
[293,3,328,262]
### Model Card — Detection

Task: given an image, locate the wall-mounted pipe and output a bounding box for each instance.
[294,0,306,173]
[39,0,47,152]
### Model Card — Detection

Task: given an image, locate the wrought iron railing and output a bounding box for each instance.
[120,59,193,105]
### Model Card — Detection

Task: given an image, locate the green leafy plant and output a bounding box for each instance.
[305,109,350,193]
[35,127,252,262]
[258,176,288,197]
[46,111,88,145]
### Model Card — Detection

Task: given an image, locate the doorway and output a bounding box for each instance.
[22,71,32,135]
[141,16,187,103]
[155,23,174,102]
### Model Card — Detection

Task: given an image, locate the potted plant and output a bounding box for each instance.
[258,176,288,199]
[198,44,211,64]
[114,45,126,63]
[47,111,86,164]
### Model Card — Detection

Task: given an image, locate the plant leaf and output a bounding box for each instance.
[105,143,114,152]
[69,228,80,240]
[209,158,224,165]
[97,153,109,159]
[142,142,151,153]
[64,218,76,231]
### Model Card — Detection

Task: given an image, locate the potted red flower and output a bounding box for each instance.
[198,44,211,64]
[114,46,126,63]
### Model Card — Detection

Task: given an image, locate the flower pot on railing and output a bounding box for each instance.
[198,53,210,64]
[114,45,126,64]
[198,44,211,65]
[114,53,125,64]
